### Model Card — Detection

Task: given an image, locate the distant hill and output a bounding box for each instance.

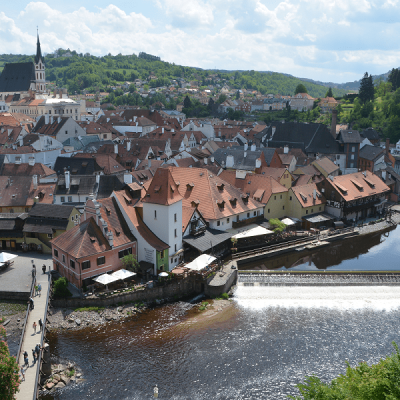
[0,50,392,97]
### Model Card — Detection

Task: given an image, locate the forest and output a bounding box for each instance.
[0,50,348,98]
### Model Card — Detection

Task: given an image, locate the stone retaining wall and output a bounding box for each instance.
[0,291,30,301]
[52,278,203,308]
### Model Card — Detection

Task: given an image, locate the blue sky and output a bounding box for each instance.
[1,1,400,83]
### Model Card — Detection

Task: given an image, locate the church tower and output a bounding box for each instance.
[34,33,46,94]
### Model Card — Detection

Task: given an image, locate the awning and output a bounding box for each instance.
[93,274,119,285]
[185,254,216,271]
[302,213,333,223]
[228,224,273,239]
[111,269,136,280]
[183,228,231,253]
[281,218,295,226]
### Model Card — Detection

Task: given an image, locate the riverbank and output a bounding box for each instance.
[0,301,27,355]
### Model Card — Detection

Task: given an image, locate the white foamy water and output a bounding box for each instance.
[234,285,400,310]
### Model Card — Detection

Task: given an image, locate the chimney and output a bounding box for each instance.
[204,157,208,165]
[271,126,276,138]
[96,174,100,185]
[244,143,248,151]
[19,138,23,147]
[45,114,49,124]
[382,170,387,181]
[32,175,38,189]
[148,159,152,168]
[244,151,247,158]
[251,143,256,152]
[58,116,61,123]
[50,116,53,124]
[114,144,118,154]
[28,157,35,166]
[123,173,133,184]
[386,138,390,156]
[134,116,137,122]
[162,127,164,133]
[284,145,289,154]
[65,171,71,189]
[313,189,316,200]
[108,231,114,247]
[331,109,338,138]
[226,154,234,168]
[127,141,131,151]
[255,158,261,169]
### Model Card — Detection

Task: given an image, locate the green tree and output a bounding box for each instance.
[183,95,192,109]
[269,218,286,234]
[358,72,374,104]
[325,87,333,97]
[294,83,308,94]
[0,324,20,399]
[389,68,400,91]
[53,277,71,298]
[121,253,139,272]
[217,94,227,104]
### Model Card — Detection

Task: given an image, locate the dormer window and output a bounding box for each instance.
[217,183,225,191]
[186,182,195,190]
[154,186,161,193]
[217,200,225,209]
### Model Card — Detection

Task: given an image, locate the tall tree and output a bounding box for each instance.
[294,83,308,94]
[183,95,192,109]
[325,87,333,97]
[388,68,400,91]
[359,72,374,103]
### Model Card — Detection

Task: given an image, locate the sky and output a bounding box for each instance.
[1,1,400,83]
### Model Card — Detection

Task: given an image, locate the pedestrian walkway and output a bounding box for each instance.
[16,270,51,400]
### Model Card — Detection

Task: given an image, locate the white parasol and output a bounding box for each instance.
[0,252,18,263]
[112,269,136,280]
[93,274,119,285]
[158,272,169,277]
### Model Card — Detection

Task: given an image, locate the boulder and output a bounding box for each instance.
[55,381,66,389]
[53,374,61,382]
[68,318,74,323]
[46,382,55,390]
[75,319,81,326]
[60,375,70,385]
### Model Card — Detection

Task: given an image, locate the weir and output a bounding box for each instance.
[237,271,400,286]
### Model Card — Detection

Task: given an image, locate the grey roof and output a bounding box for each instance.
[360,127,380,141]
[183,228,231,253]
[0,62,35,92]
[23,218,69,234]
[53,157,102,176]
[261,148,277,166]
[97,174,126,199]
[81,140,115,153]
[359,144,385,161]
[213,147,262,170]
[263,122,341,155]
[55,175,98,196]
[35,35,44,64]
[337,130,362,144]
[62,135,100,151]
[28,203,75,219]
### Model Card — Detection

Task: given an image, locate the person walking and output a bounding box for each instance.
[42,264,46,274]
[23,350,29,367]
[32,348,37,364]
[38,283,42,297]
[38,318,43,332]
[28,297,34,310]
[20,365,25,381]
[33,321,37,334]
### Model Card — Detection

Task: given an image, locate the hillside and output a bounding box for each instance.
[0,51,349,98]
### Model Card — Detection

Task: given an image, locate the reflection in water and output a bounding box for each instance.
[42,226,400,400]
[240,225,399,271]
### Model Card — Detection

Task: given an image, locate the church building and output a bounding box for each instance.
[0,33,47,100]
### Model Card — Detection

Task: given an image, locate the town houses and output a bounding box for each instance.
[0,37,396,291]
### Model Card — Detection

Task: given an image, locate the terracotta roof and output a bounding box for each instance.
[312,157,339,175]
[142,168,183,206]
[290,183,325,208]
[168,166,263,221]
[0,163,56,177]
[323,171,390,202]
[78,121,112,135]
[113,190,168,251]
[259,167,288,181]
[0,125,24,146]
[51,217,111,258]
[219,170,287,204]
[182,206,196,233]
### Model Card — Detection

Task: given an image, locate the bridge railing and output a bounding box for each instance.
[32,273,52,400]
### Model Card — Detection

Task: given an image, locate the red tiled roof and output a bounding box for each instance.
[291,183,325,208]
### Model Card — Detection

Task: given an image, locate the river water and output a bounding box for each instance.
[43,226,400,400]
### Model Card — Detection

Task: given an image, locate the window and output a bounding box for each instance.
[103,134,107,139]
[97,256,105,266]
[70,260,75,269]
[290,196,292,201]
[174,244,177,252]
[247,213,250,218]
[254,211,256,216]
[227,218,230,223]
[311,209,313,213]
[174,213,177,222]
[71,216,74,221]
[82,260,90,270]
[352,146,355,152]
[280,195,282,199]
[118,248,132,258]
[351,154,354,160]
[174,229,177,238]
[283,206,285,210]
[25,207,29,212]
[60,196,65,202]
[268,209,270,213]
[217,221,220,226]
[62,254,65,263]
[274,196,276,200]
[306,210,308,214]
[54,249,58,258]
[65,130,68,135]
[154,210,157,219]
[159,250,164,259]
[350,162,354,168]
[47,233,53,239]
[319,207,321,211]
[68,196,72,202]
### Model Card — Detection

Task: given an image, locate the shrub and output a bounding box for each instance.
[221,293,229,300]
[68,369,75,377]
[53,277,72,298]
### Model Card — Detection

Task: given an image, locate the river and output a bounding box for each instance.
[43,226,400,399]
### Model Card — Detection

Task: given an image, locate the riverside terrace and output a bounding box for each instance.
[0,252,52,300]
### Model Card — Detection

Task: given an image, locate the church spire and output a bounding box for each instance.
[35,31,44,64]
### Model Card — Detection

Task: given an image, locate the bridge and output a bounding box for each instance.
[237,271,400,286]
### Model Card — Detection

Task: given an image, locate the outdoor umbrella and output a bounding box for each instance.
[0,252,18,263]
[158,272,169,277]
[93,274,119,285]
[112,269,136,280]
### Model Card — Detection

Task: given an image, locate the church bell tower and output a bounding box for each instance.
[34,32,46,94]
